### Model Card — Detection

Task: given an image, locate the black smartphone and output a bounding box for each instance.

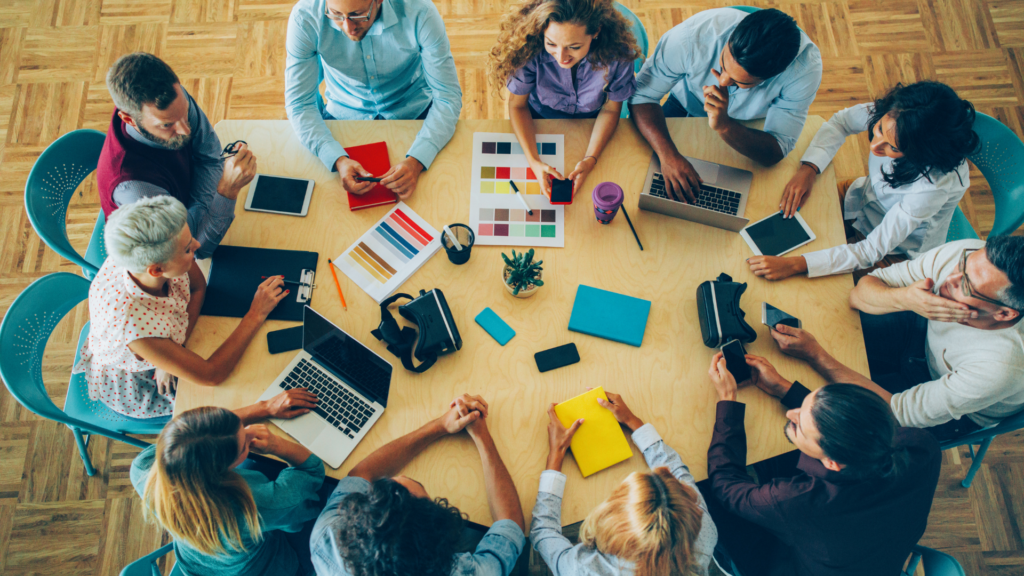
[535,343,580,373]
[762,302,801,329]
[721,339,751,383]
[355,176,383,182]
[550,178,573,204]
[267,326,303,354]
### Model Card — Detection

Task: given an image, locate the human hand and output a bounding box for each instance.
[246,424,278,455]
[336,156,376,196]
[769,324,824,362]
[747,255,808,281]
[154,368,177,396]
[658,151,703,204]
[708,352,738,401]
[744,355,793,398]
[902,278,977,322]
[546,403,583,471]
[247,276,288,322]
[218,144,257,200]
[566,156,597,196]
[595,390,644,432]
[438,393,488,434]
[780,164,818,218]
[263,388,317,419]
[380,157,425,200]
[529,160,564,198]
[704,71,733,133]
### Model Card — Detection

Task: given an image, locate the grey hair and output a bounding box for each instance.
[105,196,188,274]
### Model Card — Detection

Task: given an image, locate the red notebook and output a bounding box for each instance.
[345,141,399,211]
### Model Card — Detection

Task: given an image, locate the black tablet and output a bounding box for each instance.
[244,174,314,217]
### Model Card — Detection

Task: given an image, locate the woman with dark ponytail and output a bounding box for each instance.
[748,81,979,281]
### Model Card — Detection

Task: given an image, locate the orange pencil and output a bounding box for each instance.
[327,259,348,310]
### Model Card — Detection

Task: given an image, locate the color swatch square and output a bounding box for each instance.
[514,181,526,193]
[495,224,510,236]
[509,224,525,236]
[496,167,510,179]
[542,142,556,155]
[480,208,494,221]
[527,168,537,180]
[541,210,556,223]
[497,142,512,154]
[481,166,495,179]
[541,225,556,237]
[495,208,509,221]
[510,209,525,222]
[526,182,541,196]
[495,181,511,194]
[536,143,543,155]
[482,142,496,154]
[510,167,527,180]
[479,181,495,194]
[479,223,494,235]
[510,143,523,155]
[525,224,540,237]
[525,210,541,222]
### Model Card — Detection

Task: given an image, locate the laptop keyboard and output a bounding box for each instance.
[280,359,375,439]
[649,172,742,215]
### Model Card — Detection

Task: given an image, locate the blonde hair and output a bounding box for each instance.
[579,467,705,576]
[489,0,642,95]
[143,407,262,555]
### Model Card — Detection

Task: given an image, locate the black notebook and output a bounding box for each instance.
[201,246,318,322]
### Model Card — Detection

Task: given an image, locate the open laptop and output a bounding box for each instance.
[637,153,754,232]
[258,306,393,468]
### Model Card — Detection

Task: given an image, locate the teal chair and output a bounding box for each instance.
[732,5,760,13]
[24,129,109,279]
[0,273,169,477]
[947,111,1024,241]
[940,409,1024,488]
[613,2,648,119]
[902,545,966,576]
[119,543,180,576]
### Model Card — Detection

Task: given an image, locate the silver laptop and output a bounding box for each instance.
[258,306,393,469]
[637,153,754,232]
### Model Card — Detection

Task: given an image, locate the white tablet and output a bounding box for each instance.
[244,174,314,217]
[740,211,816,256]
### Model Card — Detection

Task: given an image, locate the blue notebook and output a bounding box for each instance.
[568,285,651,347]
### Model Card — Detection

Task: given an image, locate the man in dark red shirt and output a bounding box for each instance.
[703,351,941,576]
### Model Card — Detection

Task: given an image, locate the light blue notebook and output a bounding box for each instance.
[568,285,651,347]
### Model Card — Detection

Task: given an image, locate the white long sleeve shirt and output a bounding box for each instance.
[800,103,970,278]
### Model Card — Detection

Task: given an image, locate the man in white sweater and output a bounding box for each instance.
[763,236,1024,441]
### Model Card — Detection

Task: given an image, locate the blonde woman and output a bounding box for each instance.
[533,391,728,576]
[490,0,642,197]
[130,399,325,576]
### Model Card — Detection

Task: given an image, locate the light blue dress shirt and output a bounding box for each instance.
[311,476,526,576]
[285,0,463,171]
[631,7,822,157]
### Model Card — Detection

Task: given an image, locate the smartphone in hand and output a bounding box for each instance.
[721,339,751,383]
[550,178,573,205]
[762,303,801,329]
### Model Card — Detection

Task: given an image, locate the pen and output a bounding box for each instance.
[442,225,463,251]
[509,181,534,215]
[327,259,348,311]
[262,275,301,286]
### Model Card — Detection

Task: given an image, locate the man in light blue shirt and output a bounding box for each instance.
[310,394,525,576]
[630,8,822,202]
[286,0,462,199]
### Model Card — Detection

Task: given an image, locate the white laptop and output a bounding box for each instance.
[258,306,393,468]
[637,153,754,232]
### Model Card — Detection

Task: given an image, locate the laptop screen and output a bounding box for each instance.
[303,306,393,407]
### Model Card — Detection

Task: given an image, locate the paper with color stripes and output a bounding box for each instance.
[335,202,442,303]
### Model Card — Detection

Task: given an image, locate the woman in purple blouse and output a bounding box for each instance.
[490,0,642,197]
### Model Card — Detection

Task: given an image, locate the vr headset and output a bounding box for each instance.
[696,273,756,348]
[371,289,462,373]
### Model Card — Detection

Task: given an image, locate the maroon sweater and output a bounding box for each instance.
[97,109,193,218]
[708,386,941,576]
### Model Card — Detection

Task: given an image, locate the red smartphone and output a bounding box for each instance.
[550,177,573,205]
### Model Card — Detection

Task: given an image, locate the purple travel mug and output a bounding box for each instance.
[592,182,624,224]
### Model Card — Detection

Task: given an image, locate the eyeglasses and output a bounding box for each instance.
[324,0,378,23]
[959,248,1009,308]
[220,140,247,160]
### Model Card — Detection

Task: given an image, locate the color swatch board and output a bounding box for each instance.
[335,202,442,303]
[470,132,565,247]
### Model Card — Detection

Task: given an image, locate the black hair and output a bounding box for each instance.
[727,8,801,80]
[985,235,1024,311]
[106,52,180,118]
[335,478,466,576]
[811,384,909,480]
[867,81,980,188]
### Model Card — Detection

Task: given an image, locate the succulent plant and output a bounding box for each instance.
[502,248,544,296]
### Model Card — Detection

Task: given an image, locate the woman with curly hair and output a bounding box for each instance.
[490,0,642,197]
[748,81,980,281]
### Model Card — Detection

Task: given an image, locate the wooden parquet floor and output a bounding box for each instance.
[0,0,1023,574]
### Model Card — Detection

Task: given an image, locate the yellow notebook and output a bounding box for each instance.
[554,387,633,477]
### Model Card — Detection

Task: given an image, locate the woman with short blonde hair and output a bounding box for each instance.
[532,391,726,575]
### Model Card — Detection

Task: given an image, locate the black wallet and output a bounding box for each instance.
[696,273,757,348]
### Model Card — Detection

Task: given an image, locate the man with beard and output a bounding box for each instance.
[700,352,941,576]
[98,53,256,260]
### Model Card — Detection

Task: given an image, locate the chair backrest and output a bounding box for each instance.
[902,545,966,576]
[945,205,980,242]
[731,5,760,13]
[24,129,107,276]
[940,408,1024,451]
[968,112,1024,237]
[613,2,649,74]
